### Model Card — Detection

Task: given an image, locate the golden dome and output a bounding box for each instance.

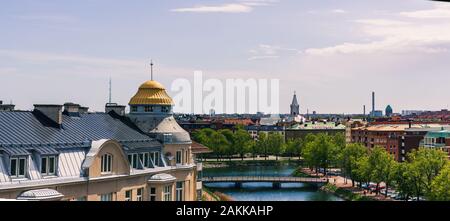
[129,80,174,105]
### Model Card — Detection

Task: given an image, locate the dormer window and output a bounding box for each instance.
[10,156,27,178]
[163,134,173,143]
[41,156,57,176]
[101,154,113,174]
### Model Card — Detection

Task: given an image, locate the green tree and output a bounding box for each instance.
[210,131,229,161]
[407,148,448,200]
[267,133,285,161]
[218,129,235,161]
[392,162,415,201]
[427,164,450,201]
[233,128,253,160]
[285,138,303,160]
[355,156,371,188]
[256,132,269,160]
[339,143,368,186]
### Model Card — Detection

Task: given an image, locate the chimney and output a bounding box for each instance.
[63,102,81,117]
[79,106,89,114]
[34,104,63,125]
[105,103,126,116]
[372,92,375,116]
[0,100,15,112]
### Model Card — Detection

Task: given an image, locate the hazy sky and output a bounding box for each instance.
[1,0,450,114]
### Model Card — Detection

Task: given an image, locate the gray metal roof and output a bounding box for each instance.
[0,111,161,152]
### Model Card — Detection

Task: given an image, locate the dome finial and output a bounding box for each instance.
[150,59,154,81]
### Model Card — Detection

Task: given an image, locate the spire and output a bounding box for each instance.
[290,91,300,116]
[291,92,299,106]
[150,59,154,81]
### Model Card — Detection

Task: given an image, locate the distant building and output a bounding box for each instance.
[245,125,285,140]
[402,110,426,116]
[385,105,393,117]
[370,110,383,118]
[290,92,300,116]
[421,130,450,158]
[350,123,450,161]
[285,121,345,141]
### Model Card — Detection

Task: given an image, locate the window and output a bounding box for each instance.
[41,156,57,176]
[125,190,132,201]
[100,193,113,201]
[176,182,184,201]
[163,134,173,143]
[144,106,153,112]
[131,106,138,112]
[176,150,182,165]
[149,187,156,201]
[128,153,138,169]
[10,157,27,178]
[101,154,112,174]
[136,188,143,201]
[144,153,150,168]
[138,153,145,168]
[163,185,172,201]
[75,196,87,201]
[150,152,160,167]
[161,106,169,112]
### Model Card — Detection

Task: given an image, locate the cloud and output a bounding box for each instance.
[248,44,299,60]
[332,9,347,14]
[400,3,450,18]
[304,4,450,56]
[354,19,410,26]
[171,0,277,13]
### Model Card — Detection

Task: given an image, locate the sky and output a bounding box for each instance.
[1,0,450,114]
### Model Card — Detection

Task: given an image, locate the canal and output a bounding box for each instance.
[203,162,343,201]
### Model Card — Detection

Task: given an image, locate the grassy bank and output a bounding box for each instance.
[202,188,234,201]
[321,183,375,201]
[291,167,318,178]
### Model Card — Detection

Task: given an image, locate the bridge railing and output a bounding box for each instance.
[202,176,328,183]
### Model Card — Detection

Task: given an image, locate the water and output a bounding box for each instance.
[203,162,343,201]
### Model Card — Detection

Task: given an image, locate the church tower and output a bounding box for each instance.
[290,92,300,116]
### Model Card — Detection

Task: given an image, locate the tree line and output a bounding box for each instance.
[192,128,450,201]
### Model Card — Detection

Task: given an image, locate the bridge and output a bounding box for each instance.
[202,176,328,189]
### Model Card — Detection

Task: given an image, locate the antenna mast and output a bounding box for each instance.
[109,77,112,103]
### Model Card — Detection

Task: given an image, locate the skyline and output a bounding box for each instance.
[1,0,450,114]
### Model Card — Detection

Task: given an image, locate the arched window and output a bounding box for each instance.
[101,154,113,174]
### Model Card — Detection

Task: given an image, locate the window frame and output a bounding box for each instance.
[176,150,183,165]
[163,185,172,201]
[176,181,184,201]
[101,154,113,174]
[41,155,57,176]
[10,156,27,178]
[136,188,143,201]
[100,193,113,201]
[149,187,157,201]
[125,190,132,201]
